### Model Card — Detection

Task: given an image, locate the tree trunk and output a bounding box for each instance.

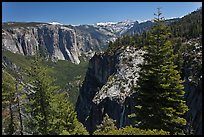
[16,80,23,135]
[9,101,14,135]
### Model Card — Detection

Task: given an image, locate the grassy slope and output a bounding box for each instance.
[45,59,88,104]
[2,50,88,105]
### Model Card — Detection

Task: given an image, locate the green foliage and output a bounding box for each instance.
[2,71,16,106]
[2,50,88,105]
[24,55,57,135]
[49,92,88,135]
[2,7,201,135]
[132,9,189,135]
[94,125,169,135]
[2,50,34,69]
[170,7,202,40]
[106,35,134,54]
[105,29,150,55]
[93,113,117,135]
[182,39,202,84]
[45,59,88,105]
[2,71,16,135]
[106,7,202,58]
[23,55,88,135]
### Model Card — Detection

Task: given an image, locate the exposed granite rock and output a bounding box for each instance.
[2,23,116,64]
[2,55,19,71]
[76,41,202,134]
[76,46,144,134]
[182,38,202,135]
[93,48,144,105]
[184,74,202,135]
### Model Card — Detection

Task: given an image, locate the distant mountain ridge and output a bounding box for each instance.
[2,7,202,135]
[2,9,199,64]
[94,19,136,36]
[76,7,202,135]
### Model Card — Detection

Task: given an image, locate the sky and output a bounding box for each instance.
[2,2,202,25]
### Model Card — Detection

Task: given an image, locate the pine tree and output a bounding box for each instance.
[101,126,169,135]
[49,92,88,135]
[15,77,24,135]
[2,71,16,135]
[93,113,117,135]
[24,54,57,135]
[93,115,169,135]
[132,8,188,135]
[24,53,88,135]
[3,64,28,135]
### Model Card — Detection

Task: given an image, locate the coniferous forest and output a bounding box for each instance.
[2,4,202,135]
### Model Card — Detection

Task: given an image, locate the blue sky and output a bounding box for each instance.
[2,2,202,25]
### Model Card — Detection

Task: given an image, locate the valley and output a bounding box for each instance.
[2,3,202,135]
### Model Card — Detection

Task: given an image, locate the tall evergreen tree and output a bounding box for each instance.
[49,92,89,135]
[24,54,57,135]
[15,77,24,135]
[3,64,27,135]
[24,53,88,135]
[2,71,16,135]
[132,8,188,134]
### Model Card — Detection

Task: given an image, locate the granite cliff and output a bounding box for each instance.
[76,46,144,133]
[2,18,179,64]
[76,40,202,134]
[2,22,117,64]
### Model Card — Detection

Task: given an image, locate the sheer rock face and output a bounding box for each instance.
[76,42,202,135]
[92,48,144,105]
[76,46,144,133]
[184,75,202,135]
[183,38,202,135]
[2,24,116,64]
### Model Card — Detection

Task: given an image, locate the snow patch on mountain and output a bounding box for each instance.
[96,22,117,26]
[137,19,153,23]
[49,22,63,25]
[95,20,135,35]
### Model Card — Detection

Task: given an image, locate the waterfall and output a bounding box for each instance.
[119,105,125,128]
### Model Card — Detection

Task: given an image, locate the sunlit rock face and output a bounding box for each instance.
[76,39,202,135]
[2,23,117,64]
[76,46,144,134]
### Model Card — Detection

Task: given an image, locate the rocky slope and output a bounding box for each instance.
[182,38,202,135]
[95,20,135,36]
[2,22,117,64]
[76,46,144,133]
[76,39,202,134]
[123,18,180,36]
[2,18,180,64]
[184,69,202,135]
[2,20,138,65]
